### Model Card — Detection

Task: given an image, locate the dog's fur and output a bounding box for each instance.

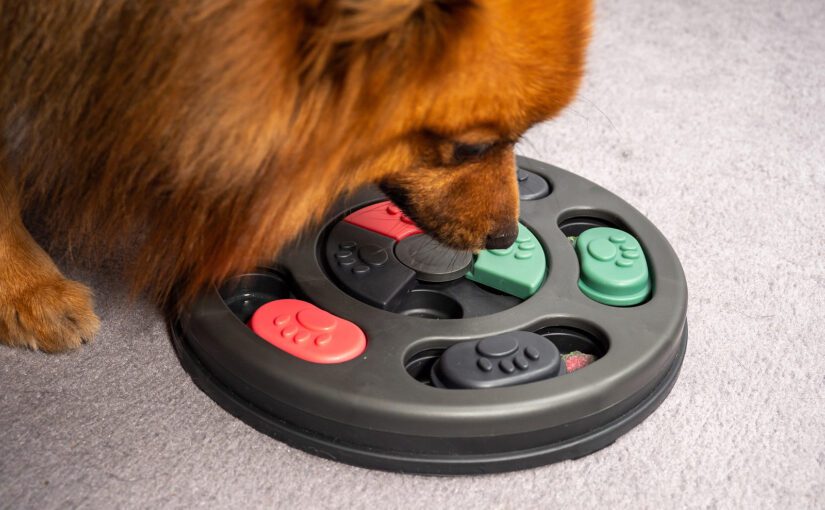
[0,0,591,352]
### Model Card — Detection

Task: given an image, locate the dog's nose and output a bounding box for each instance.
[484,226,519,250]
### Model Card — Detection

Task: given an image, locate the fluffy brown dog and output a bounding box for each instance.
[0,0,591,352]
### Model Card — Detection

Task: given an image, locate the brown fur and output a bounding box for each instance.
[0,0,591,351]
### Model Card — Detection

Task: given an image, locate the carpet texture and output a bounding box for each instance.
[2,0,824,508]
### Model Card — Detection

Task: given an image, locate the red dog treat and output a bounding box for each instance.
[249,299,366,364]
[562,351,596,373]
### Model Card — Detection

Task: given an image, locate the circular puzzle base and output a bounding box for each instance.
[172,157,688,474]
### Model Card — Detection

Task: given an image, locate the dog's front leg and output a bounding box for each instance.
[0,170,99,352]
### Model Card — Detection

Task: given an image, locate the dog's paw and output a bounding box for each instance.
[0,275,100,353]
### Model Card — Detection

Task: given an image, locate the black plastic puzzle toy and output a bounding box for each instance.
[171,156,688,474]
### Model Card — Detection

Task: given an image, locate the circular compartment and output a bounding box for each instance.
[404,348,446,385]
[219,271,292,323]
[559,214,623,237]
[171,156,688,474]
[536,325,607,357]
[412,279,522,318]
[395,290,463,320]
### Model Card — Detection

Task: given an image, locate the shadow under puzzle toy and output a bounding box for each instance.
[171,156,688,474]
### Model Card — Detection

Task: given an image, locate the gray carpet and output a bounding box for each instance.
[2,0,824,508]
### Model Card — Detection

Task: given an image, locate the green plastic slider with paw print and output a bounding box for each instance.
[466,223,546,299]
[575,227,651,306]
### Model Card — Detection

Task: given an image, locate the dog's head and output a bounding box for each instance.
[5,0,591,306]
[295,0,591,251]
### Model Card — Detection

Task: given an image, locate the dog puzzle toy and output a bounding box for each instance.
[171,156,688,475]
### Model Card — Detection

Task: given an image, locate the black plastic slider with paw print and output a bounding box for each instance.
[430,331,564,389]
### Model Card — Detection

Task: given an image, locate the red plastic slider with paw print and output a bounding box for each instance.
[342,200,423,241]
[248,299,366,363]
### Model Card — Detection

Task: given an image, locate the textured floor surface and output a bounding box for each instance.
[2,0,824,508]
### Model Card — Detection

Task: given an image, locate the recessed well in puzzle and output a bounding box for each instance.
[171,156,688,474]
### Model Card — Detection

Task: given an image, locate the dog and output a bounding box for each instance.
[0,0,591,352]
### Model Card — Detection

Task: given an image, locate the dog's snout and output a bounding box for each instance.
[484,226,519,250]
